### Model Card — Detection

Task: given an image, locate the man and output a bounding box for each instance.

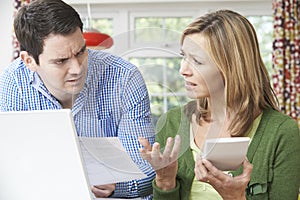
[0,0,155,199]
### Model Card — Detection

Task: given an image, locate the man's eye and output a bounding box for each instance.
[76,47,86,57]
[56,59,67,65]
[76,50,84,57]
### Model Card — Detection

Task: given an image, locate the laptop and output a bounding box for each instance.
[0,109,141,200]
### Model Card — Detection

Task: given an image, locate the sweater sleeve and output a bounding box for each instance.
[268,118,300,199]
[152,107,184,200]
[152,179,181,200]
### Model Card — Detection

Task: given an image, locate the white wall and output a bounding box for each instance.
[0,1,14,73]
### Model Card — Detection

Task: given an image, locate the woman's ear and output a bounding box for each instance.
[20,51,38,72]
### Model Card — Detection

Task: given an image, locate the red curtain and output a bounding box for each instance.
[272,0,300,128]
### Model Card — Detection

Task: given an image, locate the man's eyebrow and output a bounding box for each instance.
[48,44,87,63]
[49,56,68,64]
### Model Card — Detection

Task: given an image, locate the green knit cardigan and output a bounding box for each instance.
[152,107,300,200]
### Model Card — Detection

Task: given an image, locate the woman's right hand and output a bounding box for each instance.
[194,157,252,200]
[138,135,181,190]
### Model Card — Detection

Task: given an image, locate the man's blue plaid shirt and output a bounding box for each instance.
[0,49,155,199]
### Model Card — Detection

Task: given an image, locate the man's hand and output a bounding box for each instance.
[91,183,116,198]
[194,157,252,200]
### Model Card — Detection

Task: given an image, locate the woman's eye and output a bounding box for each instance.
[193,58,202,65]
[179,52,187,60]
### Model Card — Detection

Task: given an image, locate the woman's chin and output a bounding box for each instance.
[186,92,197,99]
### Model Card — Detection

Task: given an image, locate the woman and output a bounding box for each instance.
[139,9,300,200]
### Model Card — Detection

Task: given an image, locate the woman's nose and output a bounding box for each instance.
[179,58,192,77]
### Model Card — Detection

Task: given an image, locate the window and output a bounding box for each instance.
[134,17,192,44]
[87,18,114,36]
[129,57,189,124]
[130,15,273,124]
[129,15,194,123]
[70,1,273,124]
[247,16,273,75]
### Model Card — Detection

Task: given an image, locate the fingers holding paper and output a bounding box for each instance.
[195,157,252,200]
[91,183,116,198]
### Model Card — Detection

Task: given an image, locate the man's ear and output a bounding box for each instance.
[20,51,38,72]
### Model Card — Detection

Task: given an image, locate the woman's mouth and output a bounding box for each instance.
[185,81,197,90]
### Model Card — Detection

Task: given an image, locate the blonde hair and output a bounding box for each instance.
[182,10,278,136]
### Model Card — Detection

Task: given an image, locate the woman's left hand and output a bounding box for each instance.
[194,157,252,200]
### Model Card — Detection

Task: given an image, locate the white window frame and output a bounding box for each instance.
[69,1,273,116]
[70,1,272,57]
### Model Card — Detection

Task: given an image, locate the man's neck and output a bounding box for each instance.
[58,94,78,109]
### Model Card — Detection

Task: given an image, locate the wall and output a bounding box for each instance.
[0,1,14,73]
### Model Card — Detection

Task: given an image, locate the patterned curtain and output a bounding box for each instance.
[272,0,300,128]
[13,0,31,60]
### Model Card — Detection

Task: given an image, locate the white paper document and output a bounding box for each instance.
[79,137,146,185]
[202,137,250,171]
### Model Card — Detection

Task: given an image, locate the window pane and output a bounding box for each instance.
[130,57,185,93]
[134,17,193,44]
[247,16,273,75]
[168,96,188,110]
[165,17,192,43]
[165,58,186,93]
[130,58,164,91]
[135,17,162,28]
[130,57,189,124]
[149,96,164,125]
[83,18,114,36]
[134,17,163,43]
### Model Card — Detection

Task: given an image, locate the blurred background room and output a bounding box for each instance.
[0,0,299,128]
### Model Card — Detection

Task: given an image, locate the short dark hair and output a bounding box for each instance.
[14,0,83,64]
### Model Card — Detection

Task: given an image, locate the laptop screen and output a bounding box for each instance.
[0,109,94,200]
